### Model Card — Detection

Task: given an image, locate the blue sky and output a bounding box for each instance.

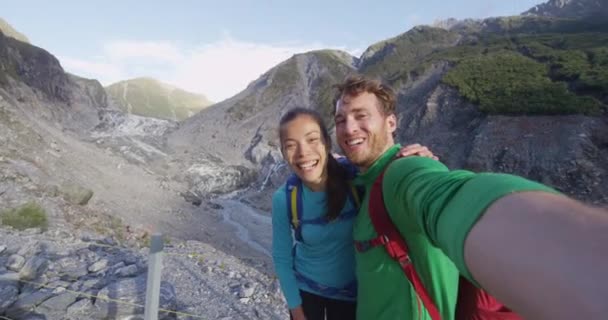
[3,0,542,101]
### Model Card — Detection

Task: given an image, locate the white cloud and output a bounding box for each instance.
[59,56,124,82]
[57,36,360,102]
[103,40,183,64]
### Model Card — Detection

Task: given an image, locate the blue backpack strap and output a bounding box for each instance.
[285,174,304,242]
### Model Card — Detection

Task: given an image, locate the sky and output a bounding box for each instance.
[3,0,543,102]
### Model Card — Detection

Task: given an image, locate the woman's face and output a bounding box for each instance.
[280,114,328,191]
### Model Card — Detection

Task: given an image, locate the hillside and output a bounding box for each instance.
[0,18,30,43]
[105,77,213,121]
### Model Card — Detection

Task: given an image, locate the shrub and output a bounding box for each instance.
[1,202,48,231]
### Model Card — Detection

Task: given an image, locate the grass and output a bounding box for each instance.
[1,202,49,231]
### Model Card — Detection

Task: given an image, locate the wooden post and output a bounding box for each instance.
[144,234,164,320]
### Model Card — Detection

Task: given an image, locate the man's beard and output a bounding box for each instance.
[341,128,391,170]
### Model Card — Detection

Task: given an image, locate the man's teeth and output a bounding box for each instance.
[299,160,318,169]
[347,138,364,146]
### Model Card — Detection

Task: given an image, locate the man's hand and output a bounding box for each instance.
[290,306,307,320]
[397,143,438,160]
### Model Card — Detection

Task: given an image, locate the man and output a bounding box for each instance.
[333,74,608,320]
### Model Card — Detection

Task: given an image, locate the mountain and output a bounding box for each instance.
[523,0,608,19]
[169,0,608,210]
[105,77,213,121]
[0,0,607,317]
[0,17,30,43]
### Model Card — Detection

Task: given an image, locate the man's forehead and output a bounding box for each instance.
[335,93,376,115]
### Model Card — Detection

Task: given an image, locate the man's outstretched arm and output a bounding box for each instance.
[465,192,608,320]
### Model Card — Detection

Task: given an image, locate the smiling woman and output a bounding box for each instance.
[272,107,358,320]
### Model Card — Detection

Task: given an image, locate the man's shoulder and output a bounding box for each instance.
[385,156,449,178]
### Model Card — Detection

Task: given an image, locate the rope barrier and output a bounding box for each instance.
[16,279,208,319]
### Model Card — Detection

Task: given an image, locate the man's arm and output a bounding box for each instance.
[465,191,608,320]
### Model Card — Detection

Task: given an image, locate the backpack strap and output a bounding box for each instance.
[285,174,304,242]
[357,171,442,320]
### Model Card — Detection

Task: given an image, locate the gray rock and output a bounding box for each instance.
[88,258,109,273]
[115,264,139,277]
[65,298,98,320]
[35,292,78,319]
[57,257,89,280]
[0,245,7,254]
[124,253,139,265]
[5,289,55,319]
[0,271,20,286]
[23,228,43,235]
[19,256,48,280]
[238,283,255,298]
[60,182,94,205]
[0,284,19,313]
[6,254,25,271]
[95,274,176,319]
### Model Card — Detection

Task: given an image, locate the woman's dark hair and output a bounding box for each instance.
[278,107,349,221]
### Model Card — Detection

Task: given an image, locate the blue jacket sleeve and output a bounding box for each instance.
[271,187,301,309]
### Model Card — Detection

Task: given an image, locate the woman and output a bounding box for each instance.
[272,107,436,320]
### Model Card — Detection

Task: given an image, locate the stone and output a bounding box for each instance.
[238,283,255,298]
[56,257,88,280]
[6,254,25,271]
[95,274,176,319]
[65,298,97,320]
[36,292,78,319]
[60,183,94,205]
[0,284,19,313]
[5,289,55,319]
[19,256,48,280]
[115,264,139,277]
[88,258,109,273]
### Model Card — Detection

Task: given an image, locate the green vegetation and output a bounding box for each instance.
[227,57,300,121]
[1,202,48,231]
[309,50,355,128]
[359,26,460,81]
[0,17,30,43]
[105,78,212,121]
[358,17,607,115]
[443,51,601,114]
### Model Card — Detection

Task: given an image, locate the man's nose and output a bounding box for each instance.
[344,117,359,134]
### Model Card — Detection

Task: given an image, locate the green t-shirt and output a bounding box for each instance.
[353,144,556,320]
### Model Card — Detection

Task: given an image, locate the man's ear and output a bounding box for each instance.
[387,114,397,134]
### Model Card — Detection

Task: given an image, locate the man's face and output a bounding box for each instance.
[334,92,396,170]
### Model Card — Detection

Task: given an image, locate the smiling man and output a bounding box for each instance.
[333,74,608,320]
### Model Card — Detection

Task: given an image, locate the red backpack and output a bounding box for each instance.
[354,171,522,320]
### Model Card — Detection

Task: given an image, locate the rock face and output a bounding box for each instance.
[0,18,30,44]
[0,227,288,319]
[106,77,213,121]
[523,0,608,19]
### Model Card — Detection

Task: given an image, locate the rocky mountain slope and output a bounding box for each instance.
[0,18,30,44]
[524,0,608,18]
[106,77,213,121]
[168,0,608,211]
[1,0,607,317]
